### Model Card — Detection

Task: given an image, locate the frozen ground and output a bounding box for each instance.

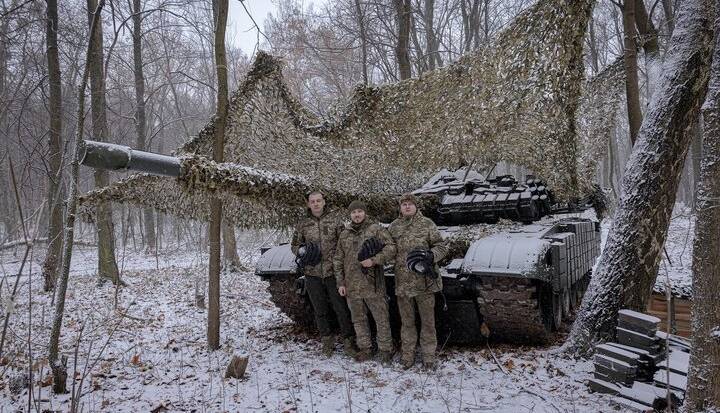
[0,209,693,412]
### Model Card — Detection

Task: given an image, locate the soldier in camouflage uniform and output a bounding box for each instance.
[388,193,448,370]
[291,191,358,358]
[334,200,397,363]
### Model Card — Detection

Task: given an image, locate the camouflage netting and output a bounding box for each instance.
[79,0,625,228]
[576,59,626,185]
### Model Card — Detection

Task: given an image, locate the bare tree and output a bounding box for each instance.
[41,0,63,292]
[566,0,715,355]
[207,0,228,350]
[354,0,368,84]
[50,1,105,393]
[86,0,123,285]
[621,0,643,144]
[394,0,412,80]
[130,0,156,252]
[686,8,720,408]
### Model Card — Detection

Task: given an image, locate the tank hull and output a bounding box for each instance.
[256,216,600,344]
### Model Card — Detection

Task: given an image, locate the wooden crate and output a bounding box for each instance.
[646,293,692,338]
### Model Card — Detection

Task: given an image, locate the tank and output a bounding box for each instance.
[78,140,601,344]
[256,170,601,344]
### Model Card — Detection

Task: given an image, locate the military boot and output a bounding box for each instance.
[422,358,437,371]
[343,337,359,358]
[321,336,335,358]
[378,350,394,365]
[354,349,371,362]
[401,354,415,370]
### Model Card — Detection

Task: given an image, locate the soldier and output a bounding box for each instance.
[291,191,358,358]
[388,193,448,370]
[334,200,397,363]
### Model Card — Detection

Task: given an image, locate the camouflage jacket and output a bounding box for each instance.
[334,219,396,299]
[388,212,448,297]
[291,209,344,278]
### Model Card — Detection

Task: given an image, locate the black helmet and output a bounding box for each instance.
[358,237,384,262]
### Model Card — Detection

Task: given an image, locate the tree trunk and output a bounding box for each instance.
[354,0,368,84]
[50,1,105,393]
[86,0,122,286]
[394,0,412,80]
[130,0,156,252]
[588,17,600,75]
[424,0,436,71]
[662,0,675,35]
[222,222,241,269]
[634,0,660,97]
[208,0,228,351]
[686,12,720,408]
[566,0,714,355]
[42,0,63,292]
[621,0,643,145]
[691,121,703,210]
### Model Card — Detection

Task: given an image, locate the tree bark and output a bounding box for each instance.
[42,0,63,292]
[222,221,240,269]
[50,1,105,393]
[566,0,714,355]
[86,0,122,286]
[424,0,436,71]
[394,0,412,80]
[354,0,368,84]
[686,9,720,408]
[208,0,228,350]
[621,0,643,145]
[130,0,156,252]
[634,0,660,97]
[691,121,703,210]
[662,0,675,35]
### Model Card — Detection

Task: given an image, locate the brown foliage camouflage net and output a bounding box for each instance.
[79,0,625,228]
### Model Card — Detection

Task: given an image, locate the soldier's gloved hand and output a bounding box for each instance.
[296,242,321,266]
[406,248,438,278]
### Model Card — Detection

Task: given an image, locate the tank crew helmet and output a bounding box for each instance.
[406,248,438,278]
[296,242,321,267]
[358,237,384,262]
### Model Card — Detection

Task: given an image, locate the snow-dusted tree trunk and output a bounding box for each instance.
[49,1,104,393]
[42,0,63,292]
[87,0,122,286]
[686,9,720,409]
[207,0,228,350]
[566,0,714,355]
[621,0,643,144]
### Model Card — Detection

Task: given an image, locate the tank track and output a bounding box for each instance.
[476,276,552,344]
[266,275,316,331]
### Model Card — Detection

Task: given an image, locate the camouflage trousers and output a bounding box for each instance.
[305,276,354,338]
[397,293,437,362]
[346,295,393,352]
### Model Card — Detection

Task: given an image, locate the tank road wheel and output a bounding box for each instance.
[561,289,571,320]
[266,275,316,332]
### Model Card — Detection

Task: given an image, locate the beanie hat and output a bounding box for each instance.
[398,193,418,205]
[348,200,367,212]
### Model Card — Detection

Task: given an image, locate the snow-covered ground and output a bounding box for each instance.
[0,208,693,412]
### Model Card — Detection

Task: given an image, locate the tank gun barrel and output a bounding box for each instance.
[79,140,181,177]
